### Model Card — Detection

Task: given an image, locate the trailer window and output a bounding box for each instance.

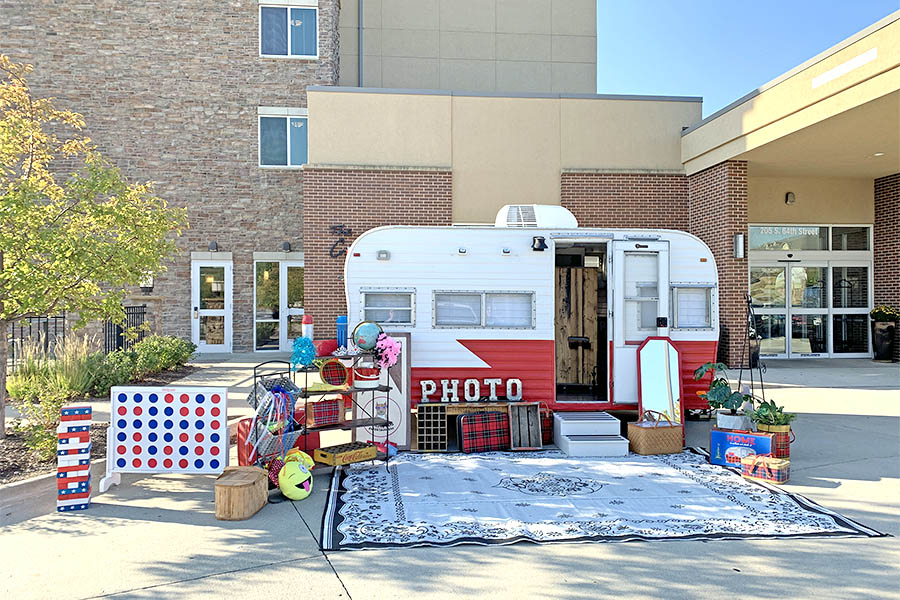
[673,287,712,329]
[435,293,482,327]
[362,292,414,325]
[486,293,534,328]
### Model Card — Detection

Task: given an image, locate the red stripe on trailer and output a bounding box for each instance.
[671,339,718,411]
[411,339,555,407]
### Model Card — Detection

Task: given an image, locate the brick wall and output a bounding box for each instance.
[687,161,749,367]
[3,0,341,352]
[874,172,900,362]
[303,168,453,338]
[560,172,689,229]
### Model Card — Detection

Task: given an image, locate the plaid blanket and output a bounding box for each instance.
[458,412,510,453]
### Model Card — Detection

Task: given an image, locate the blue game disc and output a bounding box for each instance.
[148,419,158,429]
[180,420,189,430]
[117,419,126,429]
[148,446,157,455]
[195,420,204,430]
[164,420,173,430]
[118,393,127,402]
[179,446,188,456]
[194,459,204,468]
[149,393,158,403]
[210,433,220,443]
[149,406,158,416]
[210,459,220,469]
[164,433,173,442]
[133,419,142,429]
[195,394,205,403]
[149,432,158,442]
[117,458,126,468]
[117,432,127,442]
[164,407,174,416]
[134,393,142,402]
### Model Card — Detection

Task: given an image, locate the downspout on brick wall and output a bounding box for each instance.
[358,0,363,86]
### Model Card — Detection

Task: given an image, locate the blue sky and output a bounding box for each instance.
[596,1,899,116]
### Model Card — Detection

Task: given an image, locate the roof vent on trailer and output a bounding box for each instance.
[495,205,578,229]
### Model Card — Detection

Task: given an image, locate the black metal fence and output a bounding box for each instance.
[104,305,147,354]
[7,314,67,371]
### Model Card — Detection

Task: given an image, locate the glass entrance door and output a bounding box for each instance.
[280,262,304,352]
[254,260,304,352]
[751,262,869,358]
[191,261,233,353]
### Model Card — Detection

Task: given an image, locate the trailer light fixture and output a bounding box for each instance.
[531,236,547,252]
[457,247,467,255]
[377,250,390,261]
[501,248,511,256]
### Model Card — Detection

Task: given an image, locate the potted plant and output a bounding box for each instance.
[749,399,796,458]
[870,305,899,362]
[693,362,753,430]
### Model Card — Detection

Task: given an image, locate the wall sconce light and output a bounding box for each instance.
[784,192,796,205]
[282,241,292,252]
[139,274,154,295]
[457,247,467,255]
[733,233,745,259]
[532,236,548,252]
[208,241,218,252]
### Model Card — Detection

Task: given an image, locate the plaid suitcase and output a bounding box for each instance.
[457,411,510,454]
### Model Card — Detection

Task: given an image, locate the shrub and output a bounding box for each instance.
[45,336,101,399]
[12,377,78,461]
[91,350,138,397]
[133,335,196,379]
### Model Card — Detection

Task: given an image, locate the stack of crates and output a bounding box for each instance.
[56,405,92,512]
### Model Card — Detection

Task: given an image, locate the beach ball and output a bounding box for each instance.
[285,448,315,470]
[352,321,383,350]
[278,461,313,501]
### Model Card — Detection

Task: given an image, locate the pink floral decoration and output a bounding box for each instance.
[375,333,401,369]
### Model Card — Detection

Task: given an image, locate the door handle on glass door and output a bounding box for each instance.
[193,307,199,319]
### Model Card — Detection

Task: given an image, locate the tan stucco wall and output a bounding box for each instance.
[338,0,597,94]
[308,89,701,223]
[307,91,452,167]
[748,176,874,224]
[682,14,900,175]
[561,98,701,171]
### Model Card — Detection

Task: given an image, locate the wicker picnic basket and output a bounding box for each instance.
[627,410,684,455]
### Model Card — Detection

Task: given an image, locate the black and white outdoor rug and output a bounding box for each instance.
[320,449,884,550]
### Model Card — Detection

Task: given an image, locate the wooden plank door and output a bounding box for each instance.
[555,267,599,385]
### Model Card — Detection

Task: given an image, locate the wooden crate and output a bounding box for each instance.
[314,441,377,466]
[508,403,542,451]
[416,404,447,452]
[214,466,268,521]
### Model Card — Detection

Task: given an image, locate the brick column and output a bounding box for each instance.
[874,173,900,362]
[302,167,453,338]
[688,161,749,367]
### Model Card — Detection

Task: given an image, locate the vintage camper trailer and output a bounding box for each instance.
[344,205,718,413]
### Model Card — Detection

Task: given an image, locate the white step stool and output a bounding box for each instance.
[554,412,629,456]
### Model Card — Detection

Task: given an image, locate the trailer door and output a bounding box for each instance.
[610,240,670,404]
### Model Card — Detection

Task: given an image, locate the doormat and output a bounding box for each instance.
[321,449,884,550]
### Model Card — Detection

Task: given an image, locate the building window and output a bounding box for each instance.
[260,3,318,58]
[258,108,308,167]
[749,226,828,251]
[361,291,415,325]
[434,291,534,328]
[672,287,713,329]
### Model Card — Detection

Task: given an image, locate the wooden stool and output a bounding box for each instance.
[214,466,268,521]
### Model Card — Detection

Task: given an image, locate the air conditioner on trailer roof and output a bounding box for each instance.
[495,205,578,229]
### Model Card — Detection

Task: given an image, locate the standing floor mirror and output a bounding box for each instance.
[637,337,685,431]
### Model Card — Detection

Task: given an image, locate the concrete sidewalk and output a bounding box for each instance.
[1,360,897,599]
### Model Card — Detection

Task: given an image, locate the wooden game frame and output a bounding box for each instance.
[99,386,229,492]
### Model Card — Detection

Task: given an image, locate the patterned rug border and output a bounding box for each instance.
[320,448,887,551]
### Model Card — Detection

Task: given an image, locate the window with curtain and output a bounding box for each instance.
[673,287,712,329]
[435,292,534,328]
[485,293,533,327]
[259,111,308,167]
[362,292,414,325]
[260,4,318,58]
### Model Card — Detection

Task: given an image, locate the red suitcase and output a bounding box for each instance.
[457,411,510,453]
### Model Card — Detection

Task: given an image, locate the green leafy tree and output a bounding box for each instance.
[0,56,187,437]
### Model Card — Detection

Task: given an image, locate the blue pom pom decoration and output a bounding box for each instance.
[291,337,317,369]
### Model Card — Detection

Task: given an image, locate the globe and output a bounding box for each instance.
[352,321,383,350]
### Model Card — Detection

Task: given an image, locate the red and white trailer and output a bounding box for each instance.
[344,205,717,413]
